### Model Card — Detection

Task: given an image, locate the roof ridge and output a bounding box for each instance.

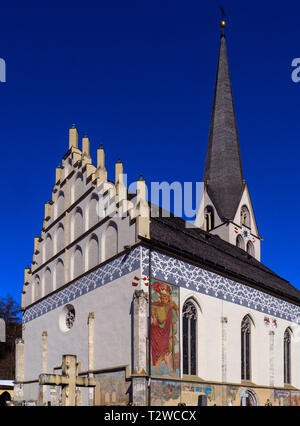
[151,217,292,285]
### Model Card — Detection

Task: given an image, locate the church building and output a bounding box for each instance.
[15,22,300,406]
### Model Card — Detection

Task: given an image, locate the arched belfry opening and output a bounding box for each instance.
[247,241,255,257]
[236,235,245,250]
[241,206,251,229]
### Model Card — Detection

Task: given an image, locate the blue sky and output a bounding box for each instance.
[1,0,300,305]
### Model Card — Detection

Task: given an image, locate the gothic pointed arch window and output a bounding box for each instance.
[241,315,251,381]
[204,206,214,232]
[182,300,197,376]
[241,206,251,229]
[284,328,291,385]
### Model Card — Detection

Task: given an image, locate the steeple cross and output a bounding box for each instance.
[39,354,96,406]
[219,6,226,20]
[219,6,227,34]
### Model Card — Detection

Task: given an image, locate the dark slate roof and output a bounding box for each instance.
[149,216,300,305]
[204,34,244,221]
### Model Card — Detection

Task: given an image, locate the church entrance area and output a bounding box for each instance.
[0,391,11,406]
[240,389,258,406]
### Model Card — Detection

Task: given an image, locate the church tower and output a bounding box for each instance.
[195,21,262,261]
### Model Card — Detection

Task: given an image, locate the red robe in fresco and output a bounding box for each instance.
[151,301,173,365]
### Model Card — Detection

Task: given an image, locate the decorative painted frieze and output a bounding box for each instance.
[23,245,300,325]
[23,247,142,323]
[147,248,300,324]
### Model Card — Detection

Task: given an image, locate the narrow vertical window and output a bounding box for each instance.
[284,329,291,385]
[247,241,255,257]
[241,316,251,381]
[236,235,245,250]
[241,206,251,228]
[183,301,197,375]
[204,206,214,232]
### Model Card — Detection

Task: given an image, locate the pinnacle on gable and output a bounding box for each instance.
[82,134,90,158]
[115,158,124,186]
[69,124,79,149]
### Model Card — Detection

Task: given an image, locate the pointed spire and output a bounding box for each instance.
[204,26,244,220]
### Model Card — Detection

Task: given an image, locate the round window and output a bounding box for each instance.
[59,304,75,332]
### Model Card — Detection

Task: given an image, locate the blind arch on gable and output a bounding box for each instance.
[43,267,52,296]
[71,207,84,241]
[87,193,99,230]
[102,222,118,262]
[86,234,99,271]
[71,172,84,204]
[72,246,83,280]
[54,259,64,290]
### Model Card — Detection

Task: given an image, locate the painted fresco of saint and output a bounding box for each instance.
[151,281,179,377]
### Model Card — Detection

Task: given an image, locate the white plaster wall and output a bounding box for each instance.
[210,222,229,241]
[23,271,139,386]
[179,287,300,389]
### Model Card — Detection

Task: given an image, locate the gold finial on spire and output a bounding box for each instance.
[219,6,227,35]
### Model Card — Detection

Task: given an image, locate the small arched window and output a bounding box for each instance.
[241,315,251,381]
[284,329,291,385]
[182,300,197,376]
[241,206,251,228]
[247,241,255,257]
[204,206,214,232]
[236,235,245,250]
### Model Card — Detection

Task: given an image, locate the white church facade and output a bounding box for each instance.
[15,24,300,406]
